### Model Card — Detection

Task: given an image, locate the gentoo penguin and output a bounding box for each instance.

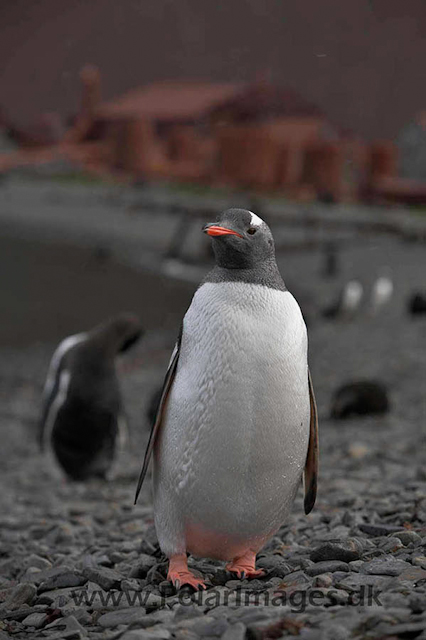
[370,270,393,314]
[39,314,142,481]
[331,380,389,419]
[409,292,426,316]
[322,279,363,319]
[135,209,318,590]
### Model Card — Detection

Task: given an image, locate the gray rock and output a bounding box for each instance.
[413,556,426,569]
[348,560,364,572]
[312,573,333,588]
[82,565,123,590]
[393,530,422,546]
[45,615,88,640]
[279,570,310,585]
[221,622,246,640]
[121,578,145,592]
[379,621,426,637]
[98,607,147,628]
[39,570,87,592]
[4,582,37,610]
[129,554,158,578]
[173,603,204,622]
[310,542,361,564]
[361,559,409,576]
[306,561,349,576]
[378,537,404,553]
[181,615,229,636]
[121,629,171,640]
[24,554,52,571]
[256,555,291,578]
[21,611,48,628]
[174,631,200,640]
[358,523,402,536]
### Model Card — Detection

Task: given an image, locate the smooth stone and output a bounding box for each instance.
[256,555,291,578]
[98,608,147,628]
[358,523,402,536]
[39,571,87,592]
[121,578,144,592]
[279,570,310,586]
[45,615,88,640]
[4,583,37,610]
[398,566,426,582]
[221,622,246,640]
[312,573,333,588]
[379,621,426,637]
[310,542,360,564]
[173,603,204,622]
[349,560,364,572]
[82,566,123,590]
[378,537,404,553]
[24,555,52,571]
[393,530,422,546]
[21,611,48,628]
[413,556,426,569]
[306,561,349,576]
[361,559,410,576]
[120,629,171,640]
[185,616,229,637]
[129,554,158,578]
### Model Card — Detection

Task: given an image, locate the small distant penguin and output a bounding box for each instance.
[321,241,339,279]
[322,279,363,319]
[408,292,426,316]
[370,270,393,314]
[135,209,318,590]
[39,314,143,481]
[331,380,389,419]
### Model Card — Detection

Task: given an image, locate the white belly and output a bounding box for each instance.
[154,282,310,557]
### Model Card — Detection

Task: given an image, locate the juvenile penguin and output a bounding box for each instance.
[39,313,142,481]
[134,209,318,589]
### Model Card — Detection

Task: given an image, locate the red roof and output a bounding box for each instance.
[98,80,245,121]
[98,80,323,123]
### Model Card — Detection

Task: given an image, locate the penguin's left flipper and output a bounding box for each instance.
[134,330,182,504]
[304,368,319,515]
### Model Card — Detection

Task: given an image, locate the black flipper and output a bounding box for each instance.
[304,368,319,514]
[134,330,182,504]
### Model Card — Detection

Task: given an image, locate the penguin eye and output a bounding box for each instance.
[247,227,257,235]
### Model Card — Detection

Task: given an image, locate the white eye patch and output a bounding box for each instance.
[249,211,264,227]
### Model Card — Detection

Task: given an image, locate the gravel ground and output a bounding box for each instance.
[0,210,425,639]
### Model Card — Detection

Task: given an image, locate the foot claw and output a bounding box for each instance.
[167,569,206,591]
[225,562,265,580]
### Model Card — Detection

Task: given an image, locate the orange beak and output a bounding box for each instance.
[204,225,243,238]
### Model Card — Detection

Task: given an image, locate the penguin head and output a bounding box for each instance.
[203,208,275,269]
[91,313,143,354]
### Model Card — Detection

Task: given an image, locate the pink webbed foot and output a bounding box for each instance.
[167,554,207,591]
[226,550,265,579]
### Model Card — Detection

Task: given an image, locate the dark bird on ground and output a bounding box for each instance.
[134,208,318,590]
[408,293,426,316]
[39,313,143,480]
[331,381,389,419]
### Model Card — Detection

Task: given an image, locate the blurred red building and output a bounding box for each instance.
[2,67,426,205]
